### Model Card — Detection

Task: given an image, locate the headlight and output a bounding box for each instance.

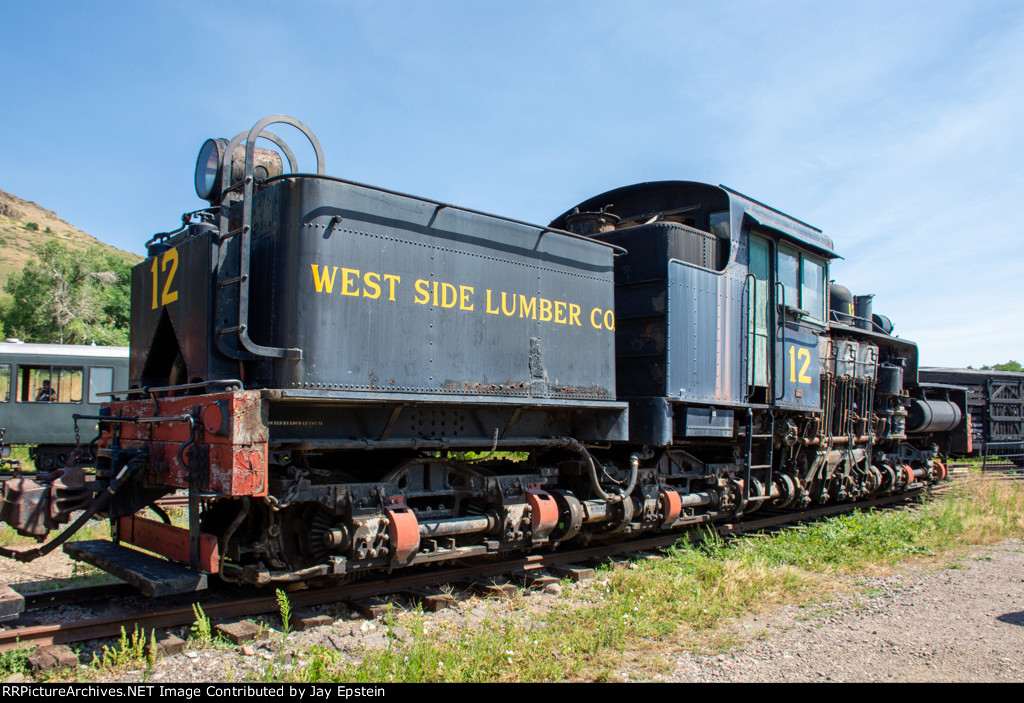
[194,137,285,204]
[194,138,227,202]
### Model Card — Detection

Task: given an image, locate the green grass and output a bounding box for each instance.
[13,564,122,594]
[253,475,1024,683]
[0,646,32,678]
[0,516,110,549]
[3,445,34,469]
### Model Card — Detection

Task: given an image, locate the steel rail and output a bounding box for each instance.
[0,490,926,653]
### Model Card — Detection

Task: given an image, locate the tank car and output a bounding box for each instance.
[919,366,1023,467]
[0,116,960,594]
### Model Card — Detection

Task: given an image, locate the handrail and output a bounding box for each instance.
[96,379,244,399]
[742,273,755,401]
[217,116,326,361]
[775,282,786,401]
[829,310,891,334]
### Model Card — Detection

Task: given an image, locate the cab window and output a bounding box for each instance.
[0,364,9,402]
[778,245,826,321]
[709,211,730,238]
[778,246,800,309]
[802,257,825,321]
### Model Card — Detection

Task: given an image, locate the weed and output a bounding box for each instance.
[191,603,212,645]
[92,626,157,675]
[0,646,31,677]
[276,589,292,637]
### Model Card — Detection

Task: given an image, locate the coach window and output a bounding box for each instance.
[89,366,114,404]
[0,364,9,402]
[17,365,84,403]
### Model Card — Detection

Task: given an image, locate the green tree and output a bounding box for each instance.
[1,241,131,345]
[980,361,1024,373]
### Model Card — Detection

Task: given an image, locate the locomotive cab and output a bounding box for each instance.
[553,181,961,513]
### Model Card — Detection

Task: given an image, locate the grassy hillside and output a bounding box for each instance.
[0,189,141,287]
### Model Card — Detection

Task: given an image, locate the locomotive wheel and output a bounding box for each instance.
[548,489,583,542]
[878,464,897,492]
[279,502,342,570]
[596,494,635,537]
[771,473,797,509]
[726,479,747,514]
[743,476,766,514]
[865,465,883,493]
[901,464,915,489]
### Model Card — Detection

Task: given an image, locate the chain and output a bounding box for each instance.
[69,419,84,467]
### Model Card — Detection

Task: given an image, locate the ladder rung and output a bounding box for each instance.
[217,225,245,241]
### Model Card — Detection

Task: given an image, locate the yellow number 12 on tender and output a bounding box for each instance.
[788,345,812,384]
[150,249,180,309]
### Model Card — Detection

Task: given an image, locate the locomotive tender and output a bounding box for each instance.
[0,116,963,592]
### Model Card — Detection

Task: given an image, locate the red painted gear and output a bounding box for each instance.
[660,487,682,526]
[386,504,420,565]
[526,488,559,540]
[902,464,915,488]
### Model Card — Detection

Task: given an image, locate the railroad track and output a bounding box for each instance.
[0,489,925,653]
[946,462,1024,482]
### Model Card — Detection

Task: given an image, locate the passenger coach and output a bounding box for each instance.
[0,342,129,469]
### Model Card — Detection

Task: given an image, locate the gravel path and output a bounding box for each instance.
[661,538,1024,683]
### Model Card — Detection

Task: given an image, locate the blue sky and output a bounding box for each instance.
[2,1,1022,367]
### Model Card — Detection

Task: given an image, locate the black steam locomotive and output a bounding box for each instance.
[0,116,964,593]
